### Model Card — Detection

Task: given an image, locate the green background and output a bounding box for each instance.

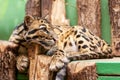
[0,0,26,40]
[0,0,116,80]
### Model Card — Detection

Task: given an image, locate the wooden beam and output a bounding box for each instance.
[77,0,101,36]
[67,61,97,80]
[26,0,41,16]
[109,0,120,56]
[51,0,69,25]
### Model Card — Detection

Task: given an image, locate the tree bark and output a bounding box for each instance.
[0,40,18,80]
[77,0,101,36]
[67,61,98,80]
[109,0,120,56]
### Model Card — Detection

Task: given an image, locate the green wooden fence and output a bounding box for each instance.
[0,0,119,80]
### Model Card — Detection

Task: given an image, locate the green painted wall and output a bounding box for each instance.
[0,0,26,40]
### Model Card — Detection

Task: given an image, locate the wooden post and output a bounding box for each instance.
[109,0,120,56]
[50,0,69,25]
[67,61,98,80]
[77,0,101,36]
[0,40,18,80]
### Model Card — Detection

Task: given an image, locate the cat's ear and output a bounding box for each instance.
[24,15,34,26]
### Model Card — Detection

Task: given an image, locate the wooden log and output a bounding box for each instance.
[77,0,101,36]
[0,40,18,80]
[109,0,120,56]
[67,61,98,80]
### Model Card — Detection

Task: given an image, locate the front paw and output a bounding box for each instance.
[49,50,70,71]
[16,55,29,73]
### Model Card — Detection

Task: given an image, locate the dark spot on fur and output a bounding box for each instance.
[90,37,93,41]
[82,27,86,32]
[78,40,84,44]
[95,37,98,40]
[18,29,24,35]
[82,45,88,49]
[76,35,81,38]
[90,45,96,49]
[65,35,69,39]
[69,42,72,46]
[89,31,94,36]
[78,45,81,49]
[75,41,77,45]
[74,30,78,35]
[32,36,39,39]
[28,29,39,34]
[26,37,31,40]
[82,36,89,41]
[64,41,67,48]
[97,41,101,47]
[91,42,94,44]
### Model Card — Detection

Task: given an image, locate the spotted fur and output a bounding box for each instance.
[9,15,56,72]
[24,16,113,80]
[9,15,112,79]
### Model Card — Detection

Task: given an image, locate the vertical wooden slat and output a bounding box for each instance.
[41,0,52,21]
[77,0,101,36]
[109,0,120,56]
[26,0,41,16]
[50,0,69,25]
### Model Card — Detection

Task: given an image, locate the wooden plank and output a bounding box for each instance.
[98,76,120,80]
[100,0,111,44]
[69,58,120,75]
[65,0,78,26]
[77,0,101,36]
[109,0,120,56]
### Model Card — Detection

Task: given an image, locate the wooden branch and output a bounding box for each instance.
[109,0,120,56]
[67,61,97,80]
[77,0,101,36]
[0,40,18,80]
